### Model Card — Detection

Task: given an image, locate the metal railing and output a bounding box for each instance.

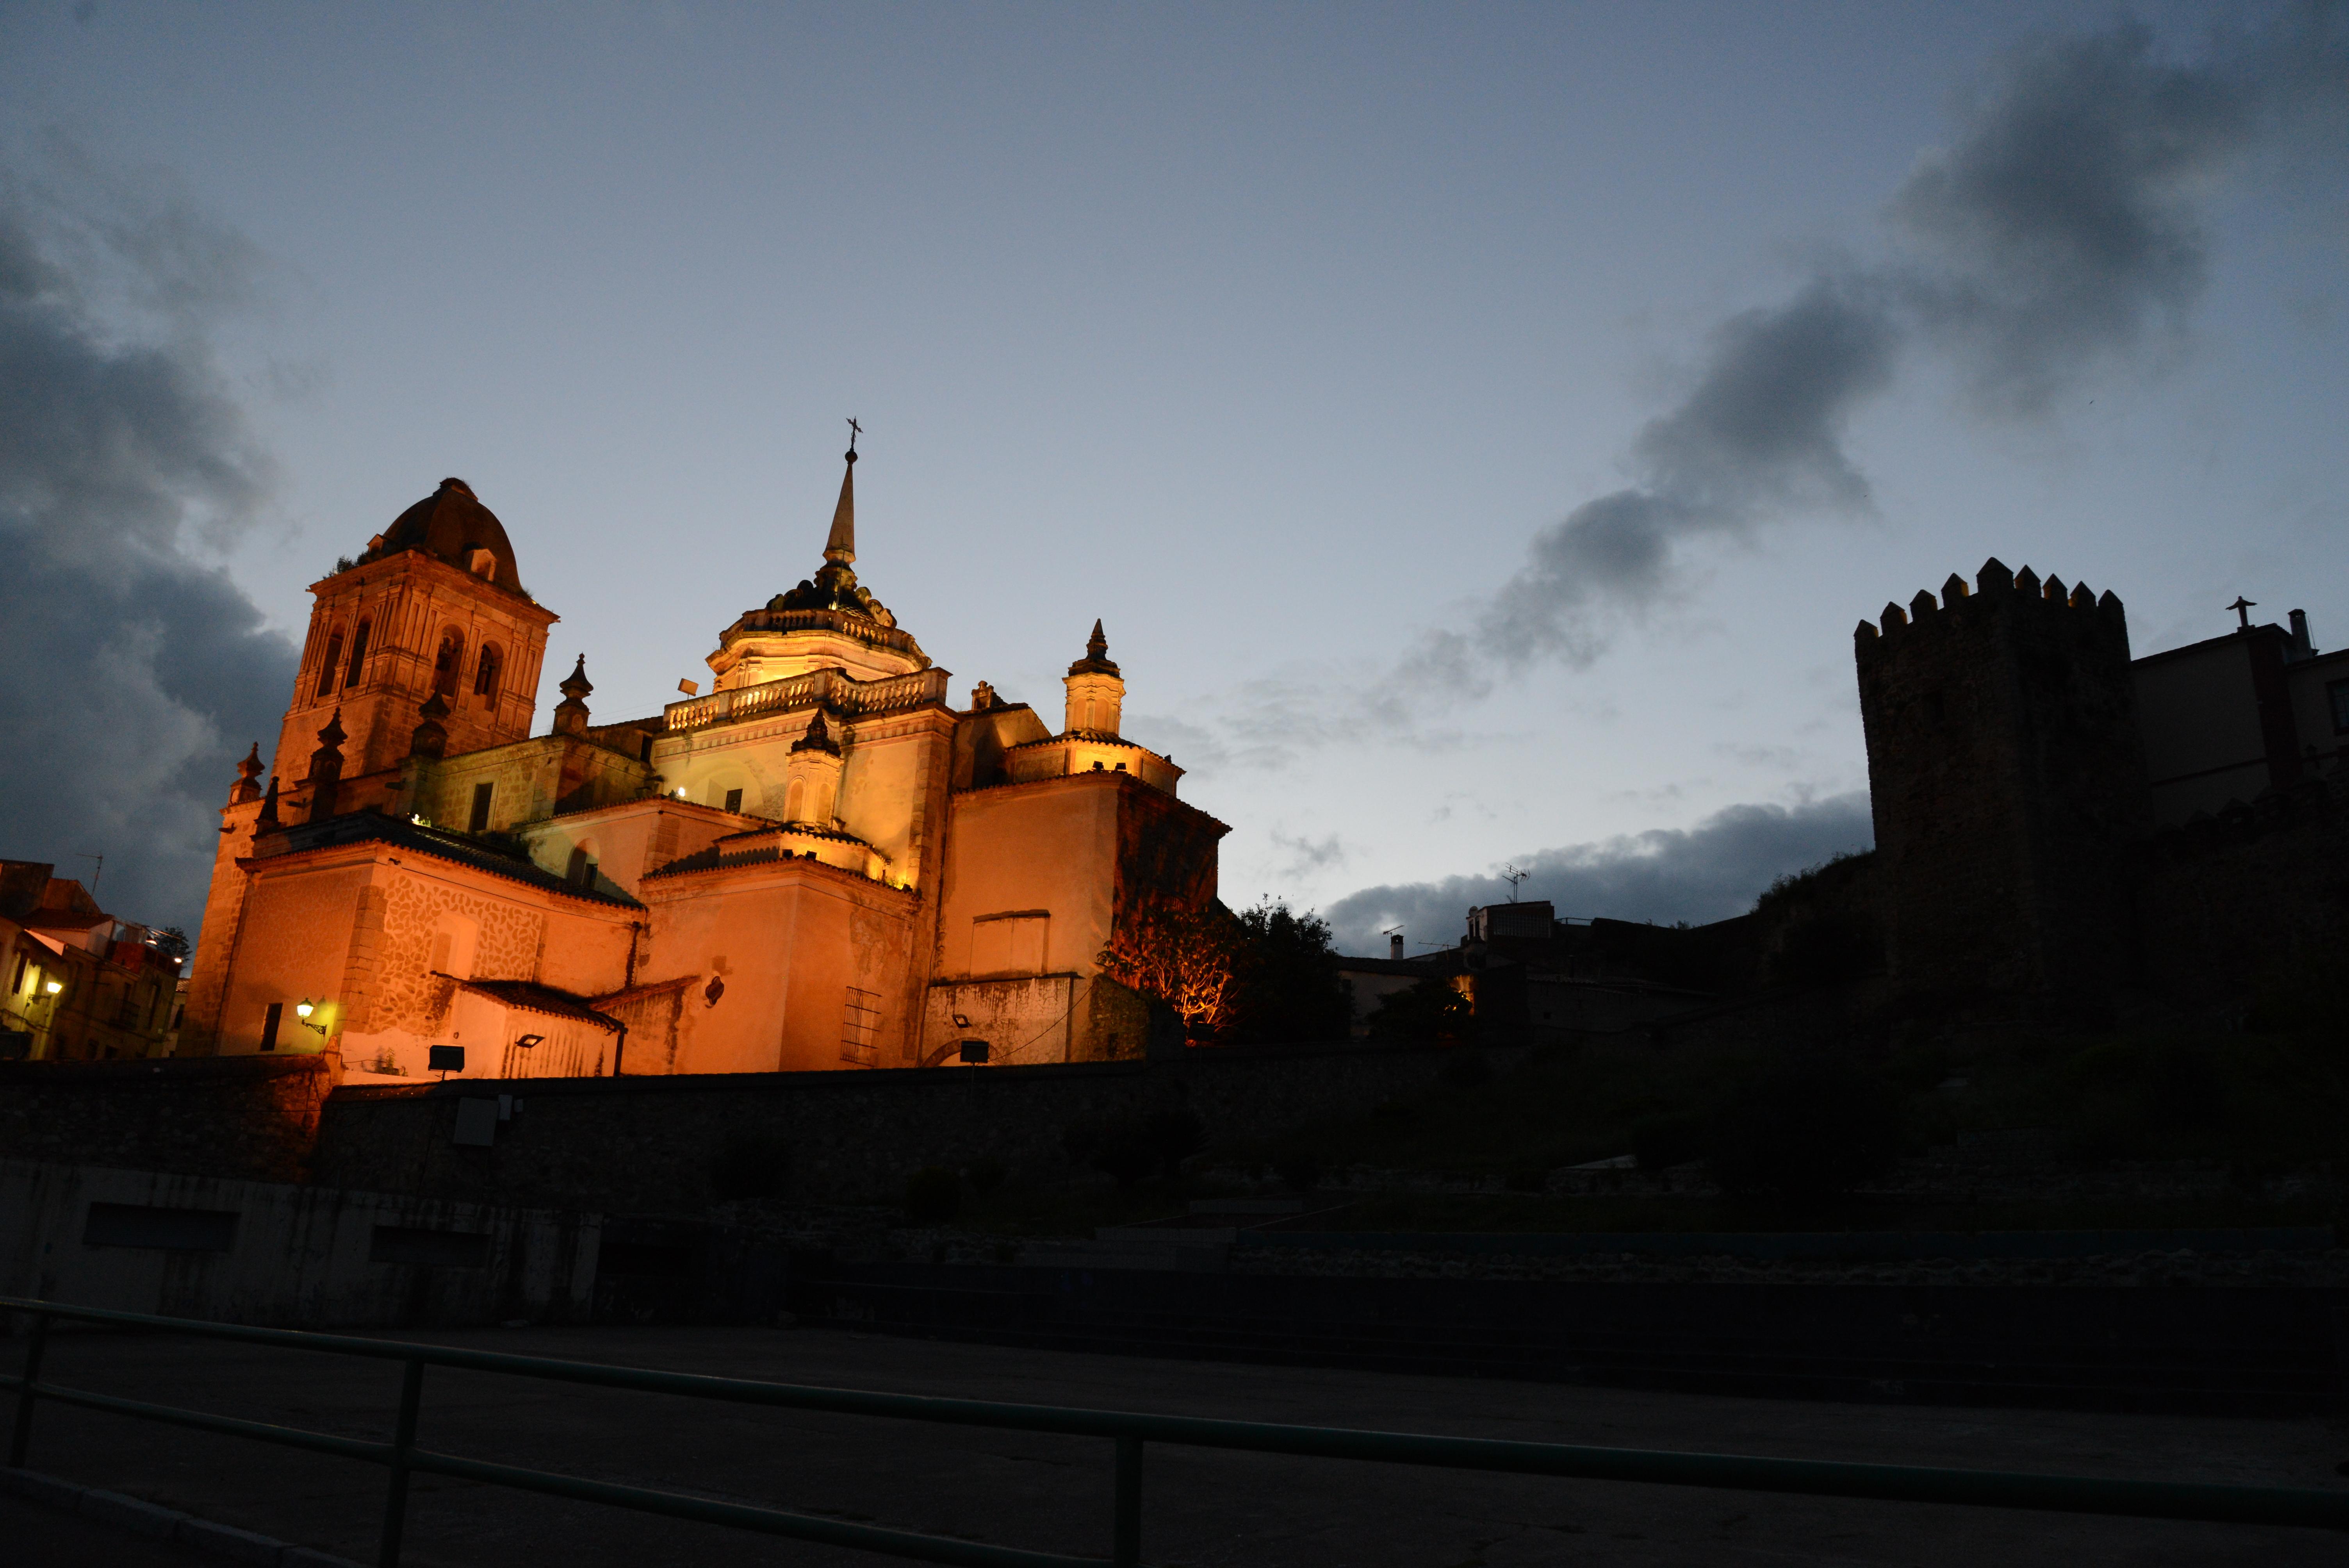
[4,1296,2345,1568]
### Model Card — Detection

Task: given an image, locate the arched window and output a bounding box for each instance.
[473,644,503,703]
[565,842,597,888]
[315,632,344,698]
[785,779,807,821]
[433,630,464,698]
[343,619,371,688]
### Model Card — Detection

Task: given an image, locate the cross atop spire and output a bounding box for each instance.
[823,419,859,567]
[2228,595,2256,631]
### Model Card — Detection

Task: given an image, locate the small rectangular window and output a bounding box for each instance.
[259,1001,282,1053]
[724,788,743,813]
[469,781,494,832]
[9,955,23,994]
[84,1203,238,1252]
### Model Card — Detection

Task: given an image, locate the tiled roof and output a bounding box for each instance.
[258,811,643,908]
[451,976,623,1031]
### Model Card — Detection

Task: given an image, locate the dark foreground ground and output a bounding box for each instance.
[9,1322,2347,1568]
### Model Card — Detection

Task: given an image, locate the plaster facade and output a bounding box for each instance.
[180,449,1226,1085]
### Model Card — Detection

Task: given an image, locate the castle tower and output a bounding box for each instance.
[277,479,557,795]
[1854,558,2150,1009]
[1063,620,1123,736]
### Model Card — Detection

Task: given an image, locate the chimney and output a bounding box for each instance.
[2289,609,2314,658]
[1389,932,1404,961]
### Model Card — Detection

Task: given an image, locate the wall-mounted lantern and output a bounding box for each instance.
[295,998,330,1035]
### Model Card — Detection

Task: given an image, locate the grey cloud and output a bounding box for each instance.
[1891,21,2258,417]
[1405,12,2347,692]
[1470,277,1898,671]
[0,153,295,942]
[1267,829,1347,882]
[1321,793,1873,956]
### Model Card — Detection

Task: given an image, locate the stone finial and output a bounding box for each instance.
[231,742,265,804]
[1855,620,1879,645]
[307,709,347,823]
[553,656,592,736]
[1977,558,2013,593]
[2069,582,2095,609]
[1880,602,1909,629]
[791,709,841,755]
[2043,574,2067,601]
[1911,588,1938,620]
[969,681,998,711]
[257,775,282,830]
[1067,618,1121,678]
[2013,565,2040,597]
[1941,573,1971,603]
[411,691,451,759]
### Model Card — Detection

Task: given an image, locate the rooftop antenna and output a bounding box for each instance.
[74,852,102,902]
[1499,864,1528,903]
[2228,595,2256,631]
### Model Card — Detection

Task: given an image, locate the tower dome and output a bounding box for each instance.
[358,478,528,596]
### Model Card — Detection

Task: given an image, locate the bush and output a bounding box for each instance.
[1145,1107,1207,1178]
[1368,978,1473,1046]
[1440,1050,1492,1089]
[1704,1058,1903,1202]
[904,1166,962,1222]
[1631,1111,1710,1172]
[1091,1118,1160,1187]
[709,1132,792,1201]
[965,1155,1009,1196]
[1273,1154,1322,1193]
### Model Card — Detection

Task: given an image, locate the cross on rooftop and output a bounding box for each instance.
[2228,595,2256,630]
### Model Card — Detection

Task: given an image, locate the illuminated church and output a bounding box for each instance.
[180,441,1226,1080]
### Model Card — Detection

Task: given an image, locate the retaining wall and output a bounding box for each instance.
[310,1043,1513,1211]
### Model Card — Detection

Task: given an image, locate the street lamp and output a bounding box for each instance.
[295,998,328,1035]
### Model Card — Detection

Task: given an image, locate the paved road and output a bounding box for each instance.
[8,1322,2347,1567]
[1,1493,210,1566]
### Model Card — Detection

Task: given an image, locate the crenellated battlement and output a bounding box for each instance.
[1854,557,2128,651]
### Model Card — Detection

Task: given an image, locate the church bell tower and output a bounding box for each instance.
[274,479,558,807]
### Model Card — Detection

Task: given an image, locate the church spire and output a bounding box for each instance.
[823,418,860,567]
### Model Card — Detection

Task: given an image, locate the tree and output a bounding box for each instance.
[148,926,191,962]
[1222,901,1353,1045]
[1366,977,1473,1046]
[1098,904,1237,1038]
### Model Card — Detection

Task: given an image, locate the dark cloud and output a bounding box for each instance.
[1470,277,1898,672]
[0,153,295,941]
[1403,11,2348,690]
[1321,793,1873,956]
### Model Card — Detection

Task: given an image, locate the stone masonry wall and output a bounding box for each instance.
[2133,774,2349,1009]
[311,1043,1517,1212]
[0,1055,340,1184]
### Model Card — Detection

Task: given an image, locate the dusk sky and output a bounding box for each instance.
[3,2,2343,953]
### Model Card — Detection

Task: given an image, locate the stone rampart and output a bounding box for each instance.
[0,1055,339,1184]
[2132,774,2349,1009]
[311,1043,1512,1212]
